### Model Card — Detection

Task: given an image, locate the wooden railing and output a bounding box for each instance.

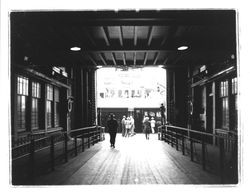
[158,125,238,184]
[11,126,105,185]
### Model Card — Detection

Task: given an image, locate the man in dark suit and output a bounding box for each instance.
[160,103,166,125]
[107,114,118,148]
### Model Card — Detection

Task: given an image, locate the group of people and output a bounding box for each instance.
[121,115,135,138]
[106,103,166,148]
[106,114,135,148]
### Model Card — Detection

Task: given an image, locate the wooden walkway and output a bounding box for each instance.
[36,134,220,185]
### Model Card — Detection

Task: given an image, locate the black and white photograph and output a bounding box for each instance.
[1,0,250,193]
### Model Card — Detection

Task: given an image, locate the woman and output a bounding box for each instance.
[143,117,151,140]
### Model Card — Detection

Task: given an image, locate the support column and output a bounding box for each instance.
[166,69,174,124]
[72,66,83,129]
[212,82,216,145]
[82,69,89,127]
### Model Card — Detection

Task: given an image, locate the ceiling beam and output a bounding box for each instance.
[119,26,124,46]
[83,28,96,47]
[153,52,160,65]
[87,53,98,66]
[134,26,137,46]
[143,52,148,65]
[163,56,169,65]
[102,26,111,46]
[111,52,117,66]
[161,35,168,46]
[171,52,189,66]
[99,53,107,66]
[86,46,176,53]
[26,12,235,27]
[147,26,154,46]
[123,52,126,65]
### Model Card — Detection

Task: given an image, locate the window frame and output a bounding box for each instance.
[16,75,29,132]
[31,81,41,130]
[219,80,229,130]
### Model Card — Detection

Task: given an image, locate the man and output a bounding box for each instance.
[107,114,118,148]
[160,103,166,125]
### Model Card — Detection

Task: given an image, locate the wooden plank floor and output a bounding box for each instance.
[36,134,220,185]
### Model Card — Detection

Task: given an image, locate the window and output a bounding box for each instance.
[232,77,238,130]
[17,76,29,131]
[220,80,229,129]
[31,82,41,129]
[232,77,237,95]
[46,84,53,128]
[46,84,60,128]
[54,87,60,127]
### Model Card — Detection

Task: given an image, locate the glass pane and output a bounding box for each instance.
[47,101,52,127]
[54,102,60,127]
[232,77,237,94]
[54,87,60,102]
[31,98,39,129]
[17,95,26,130]
[17,76,29,96]
[225,81,228,96]
[222,97,229,129]
[220,82,223,97]
[32,82,41,98]
[47,84,53,100]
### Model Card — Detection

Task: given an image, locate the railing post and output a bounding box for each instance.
[190,138,194,161]
[202,135,206,170]
[182,136,185,155]
[92,129,95,145]
[88,130,90,148]
[103,127,105,140]
[50,136,55,171]
[95,126,99,143]
[161,127,163,141]
[171,131,174,147]
[166,128,170,144]
[98,127,101,142]
[95,126,98,144]
[82,135,85,152]
[96,127,99,142]
[176,132,178,151]
[74,136,78,156]
[64,133,68,162]
[29,139,35,184]
[219,138,225,183]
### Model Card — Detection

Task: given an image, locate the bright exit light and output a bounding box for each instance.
[70,47,81,51]
[177,46,188,51]
[96,67,166,108]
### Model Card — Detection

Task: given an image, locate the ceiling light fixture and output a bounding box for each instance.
[70,47,81,51]
[177,46,188,51]
[96,65,103,68]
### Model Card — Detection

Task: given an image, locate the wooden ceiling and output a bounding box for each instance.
[11,10,236,69]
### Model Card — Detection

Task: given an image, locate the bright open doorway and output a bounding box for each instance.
[96,67,166,133]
